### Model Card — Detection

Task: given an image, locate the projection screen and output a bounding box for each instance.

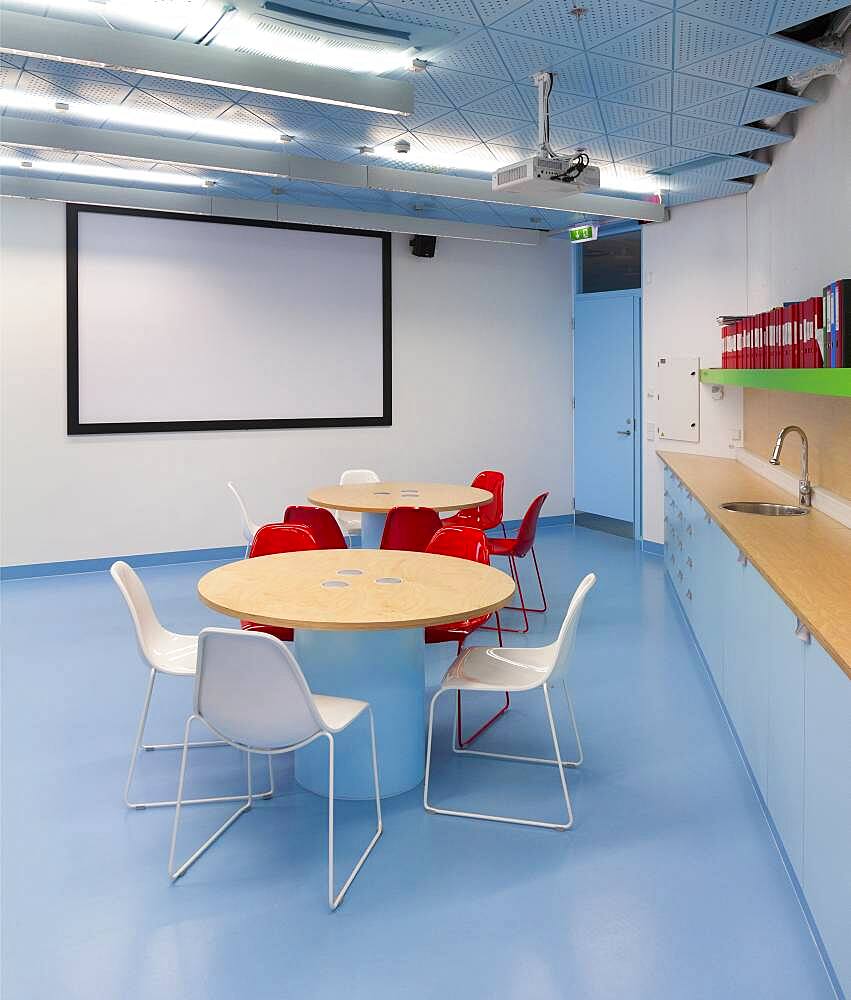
[66,204,391,434]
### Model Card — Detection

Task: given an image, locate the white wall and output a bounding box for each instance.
[641,44,851,544]
[0,197,573,566]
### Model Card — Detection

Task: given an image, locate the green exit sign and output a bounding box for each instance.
[568,224,598,243]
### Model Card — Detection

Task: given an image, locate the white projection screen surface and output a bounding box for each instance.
[67,205,391,433]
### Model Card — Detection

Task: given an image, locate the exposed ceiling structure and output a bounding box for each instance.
[0,0,847,233]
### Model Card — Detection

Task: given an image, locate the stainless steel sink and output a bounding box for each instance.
[720,501,809,516]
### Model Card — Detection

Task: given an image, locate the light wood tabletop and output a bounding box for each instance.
[307,481,492,514]
[659,452,851,680]
[198,549,516,631]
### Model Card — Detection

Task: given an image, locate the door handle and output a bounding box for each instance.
[617,429,631,436]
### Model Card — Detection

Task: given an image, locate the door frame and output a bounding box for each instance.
[572,237,643,539]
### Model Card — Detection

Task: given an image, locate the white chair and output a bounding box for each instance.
[111,561,273,809]
[168,628,382,910]
[226,481,260,554]
[336,468,379,537]
[424,573,596,831]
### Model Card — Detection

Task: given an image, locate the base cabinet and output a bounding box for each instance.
[663,466,849,997]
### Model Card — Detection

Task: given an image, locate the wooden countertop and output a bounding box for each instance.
[658,452,851,680]
[198,549,516,631]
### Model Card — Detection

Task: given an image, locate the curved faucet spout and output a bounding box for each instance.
[769,425,811,506]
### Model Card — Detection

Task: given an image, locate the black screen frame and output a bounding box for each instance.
[66,203,392,435]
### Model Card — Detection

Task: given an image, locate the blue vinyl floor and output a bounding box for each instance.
[0,525,837,1000]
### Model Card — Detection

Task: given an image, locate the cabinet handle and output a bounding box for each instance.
[737,550,748,566]
[686,589,693,601]
[686,557,693,568]
[678,570,683,581]
[686,525,693,536]
[795,619,812,644]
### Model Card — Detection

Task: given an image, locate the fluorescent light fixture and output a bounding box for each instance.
[599,166,662,196]
[0,153,210,187]
[210,9,417,75]
[0,87,291,145]
[372,139,502,176]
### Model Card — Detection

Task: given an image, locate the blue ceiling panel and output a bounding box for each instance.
[678,0,776,34]
[412,110,482,140]
[608,74,674,112]
[677,124,793,156]
[391,68,455,108]
[390,101,447,130]
[369,2,469,33]
[614,115,673,144]
[424,66,505,105]
[592,15,675,69]
[740,87,816,122]
[370,0,480,24]
[427,30,511,79]
[588,56,668,96]
[600,101,666,131]
[770,0,851,32]
[472,0,540,25]
[461,110,529,140]
[608,136,665,161]
[489,0,585,48]
[672,73,744,109]
[685,35,841,87]
[489,31,581,81]
[680,90,749,124]
[460,84,533,118]
[620,146,705,170]
[674,15,761,69]
[577,1,673,49]
[653,154,771,183]
[665,179,752,206]
[557,101,607,132]
[671,114,731,144]
[517,82,593,116]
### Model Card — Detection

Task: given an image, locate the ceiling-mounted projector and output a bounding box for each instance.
[492,72,600,200]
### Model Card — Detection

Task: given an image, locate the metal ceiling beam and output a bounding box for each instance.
[0,9,414,116]
[0,119,668,223]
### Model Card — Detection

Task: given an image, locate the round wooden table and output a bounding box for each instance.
[198,549,515,798]
[307,481,493,548]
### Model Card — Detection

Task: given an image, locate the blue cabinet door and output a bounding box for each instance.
[803,640,851,996]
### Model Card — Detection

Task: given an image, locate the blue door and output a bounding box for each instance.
[573,292,639,534]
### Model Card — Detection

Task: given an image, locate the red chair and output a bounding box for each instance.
[424,526,507,748]
[283,505,347,550]
[380,506,442,552]
[442,470,506,536]
[486,492,549,634]
[241,524,317,642]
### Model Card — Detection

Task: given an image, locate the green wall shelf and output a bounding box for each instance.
[699,368,851,398]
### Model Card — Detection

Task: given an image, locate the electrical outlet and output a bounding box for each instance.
[646,421,656,441]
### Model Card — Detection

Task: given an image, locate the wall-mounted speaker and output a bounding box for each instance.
[409,235,437,258]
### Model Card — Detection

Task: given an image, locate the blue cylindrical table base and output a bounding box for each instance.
[294,627,425,799]
[360,511,387,549]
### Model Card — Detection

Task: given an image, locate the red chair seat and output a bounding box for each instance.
[425,613,491,646]
[442,471,505,533]
[241,621,294,642]
[485,536,515,556]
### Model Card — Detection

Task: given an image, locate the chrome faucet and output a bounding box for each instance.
[770,425,812,506]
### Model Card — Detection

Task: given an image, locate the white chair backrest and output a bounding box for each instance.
[110,561,170,668]
[340,469,380,487]
[547,573,596,683]
[226,481,259,544]
[195,629,325,751]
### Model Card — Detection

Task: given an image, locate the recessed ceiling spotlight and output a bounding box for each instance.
[411,58,429,72]
[271,185,286,195]
[394,139,411,154]
[279,133,295,143]
[570,6,588,18]
[358,145,375,155]
[54,100,70,112]
[202,179,217,188]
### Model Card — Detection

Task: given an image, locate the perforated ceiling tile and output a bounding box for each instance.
[619,145,703,170]
[614,114,672,144]
[0,65,22,89]
[472,0,537,24]
[489,31,581,82]
[674,15,760,69]
[427,30,511,79]
[740,87,815,122]
[680,90,749,124]
[390,101,447,130]
[685,35,839,87]
[577,0,672,49]
[11,70,82,101]
[413,110,482,139]
[678,124,792,155]
[551,132,612,159]
[489,122,541,148]
[666,179,751,205]
[368,0,480,24]
[671,113,731,143]
[489,0,584,48]
[461,84,533,118]
[1,54,25,69]
[599,100,664,131]
[461,109,529,139]
[591,15,674,69]
[136,76,236,102]
[518,82,593,115]
[425,67,505,105]
[239,91,330,118]
[656,154,770,183]
[608,135,664,161]
[555,101,606,131]
[230,103,325,134]
[400,69,456,108]
[369,2,468,34]
[588,55,667,96]
[672,73,743,109]
[678,0,776,34]
[34,74,132,105]
[608,74,673,112]
[147,91,233,119]
[770,0,851,32]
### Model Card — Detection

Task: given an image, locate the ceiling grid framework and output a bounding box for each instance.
[0,0,845,223]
